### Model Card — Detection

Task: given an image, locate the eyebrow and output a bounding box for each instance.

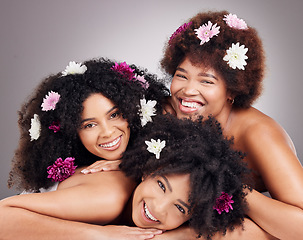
[80,106,118,124]
[161,175,190,210]
[176,67,218,80]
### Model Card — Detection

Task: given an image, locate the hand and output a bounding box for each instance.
[96,225,163,240]
[81,160,122,174]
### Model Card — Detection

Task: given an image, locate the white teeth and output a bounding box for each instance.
[181,100,199,108]
[144,203,159,222]
[99,136,120,148]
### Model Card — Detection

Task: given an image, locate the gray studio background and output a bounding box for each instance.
[1,0,302,199]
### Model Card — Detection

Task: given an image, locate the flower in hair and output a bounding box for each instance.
[41,91,60,111]
[169,21,192,45]
[194,21,220,45]
[135,74,149,89]
[223,42,248,70]
[61,61,87,76]
[223,13,248,30]
[111,62,135,81]
[47,157,77,182]
[139,98,157,126]
[213,192,234,214]
[29,114,41,141]
[49,121,60,133]
[145,139,166,159]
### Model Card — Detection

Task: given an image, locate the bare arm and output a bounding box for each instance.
[242,120,303,239]
[0,205,162,240]
[151,218,278,240]
[1,171,136,224]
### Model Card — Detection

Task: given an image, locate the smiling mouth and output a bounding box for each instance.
[99,136,121,149]
[144,202,159,222]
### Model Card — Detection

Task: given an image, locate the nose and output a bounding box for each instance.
[99,121,114,139]
[152,196,170,217]
[182,80,199,96]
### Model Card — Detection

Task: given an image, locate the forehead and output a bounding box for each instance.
[82,93,115,114]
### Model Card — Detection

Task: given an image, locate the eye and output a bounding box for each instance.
[110,111,121,119]
[175,204,185,214]
[157,180,166,192]
[175,73,187,80]
[83,123,96,129]
[201,79,214,84]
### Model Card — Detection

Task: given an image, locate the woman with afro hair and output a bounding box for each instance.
[1,57,169,239]
[0,114,249,240]
[161,10,303,239]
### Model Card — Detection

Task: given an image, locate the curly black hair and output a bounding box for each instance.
[161,11,265,108]
[8,58,169,192]
[120,114,250,239]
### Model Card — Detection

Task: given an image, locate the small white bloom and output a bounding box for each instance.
[29,114,41,141]
[139,98,157,127]
[223,42,248,70]
[145,139,166,159]
[61,61,87,76]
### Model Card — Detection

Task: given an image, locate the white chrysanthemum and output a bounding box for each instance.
[61,61,87,76]
[29,114,41,141]
[139,99,157,126]
[145,139,166,159]
[223,42,248,70]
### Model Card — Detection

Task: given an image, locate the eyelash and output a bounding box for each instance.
[157,180,166,192]
[83,123,96,129]
[175,204,185,214]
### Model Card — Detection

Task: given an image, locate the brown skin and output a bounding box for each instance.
[161,56,303,239]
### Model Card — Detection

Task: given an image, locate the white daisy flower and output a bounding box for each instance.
[139,98,157,127]
[223,42,248,70]
[145,139,166,159]
[61,61,87,76]
[29,114,41,141]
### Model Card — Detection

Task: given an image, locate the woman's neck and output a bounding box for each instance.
[112,194,135,226]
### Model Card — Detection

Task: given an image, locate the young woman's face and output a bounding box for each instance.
[78,93,130,160]
[132,173,191,230]
[170,57,232,122]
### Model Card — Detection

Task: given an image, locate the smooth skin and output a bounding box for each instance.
[0,172,194,239]
[163,57,303,239]
[0,93,164,239]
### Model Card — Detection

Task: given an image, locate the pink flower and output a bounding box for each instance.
[194,21,220,45]
[47,157,77,182]
[41,91,60,111]
[223,13,248,30]
[169,22,192,45]
[49,121,60,133]
[135,74,149,89]
[213,192,234,214]
[111,62,135,81]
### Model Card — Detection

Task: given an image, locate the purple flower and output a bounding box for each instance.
[169,22,192,45]
[41,91,60,111]
[135,74,149,89]
[194,21,220,45]
[111,62,135,81]
[223,13,248,30]
[213,192,234,214]
[47,157,77,182]
[49,121,60,133]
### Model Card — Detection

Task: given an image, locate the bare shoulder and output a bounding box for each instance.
[233,107,295,152]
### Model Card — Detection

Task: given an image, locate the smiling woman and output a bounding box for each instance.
[0,114,250,240]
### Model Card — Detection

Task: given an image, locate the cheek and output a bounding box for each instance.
[170,79,183,94]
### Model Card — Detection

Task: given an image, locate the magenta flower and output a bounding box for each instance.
[41,91,60,111]
[194,21,220,45]
[135,74,149,89]
[213,192,234,214]
[49,121,60,133]
[47,157,77,182]
[111,62,135,81]
[223,13,248,30]
[169,21,192,45]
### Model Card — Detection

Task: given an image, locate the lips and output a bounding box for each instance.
[178,99,203,114]
[142,201,159,223]
[99,136,121,150]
